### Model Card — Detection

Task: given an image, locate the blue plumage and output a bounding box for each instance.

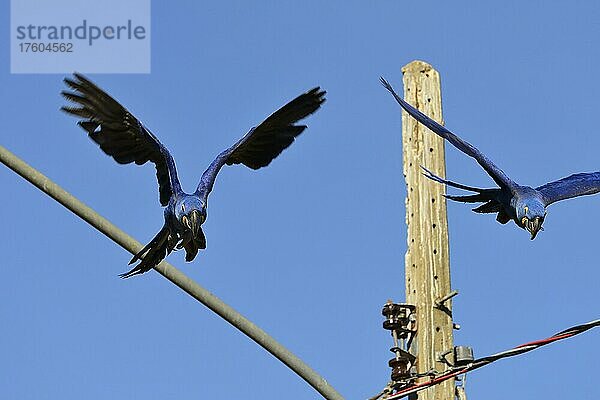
[62,73,325,277]
[382,77,600,240]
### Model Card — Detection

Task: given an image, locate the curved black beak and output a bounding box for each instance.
[188,210,203,238]
[524,217,544,240]
[181,210,205,239]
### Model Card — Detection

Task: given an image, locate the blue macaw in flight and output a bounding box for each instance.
[62,73,325,277]
[381,77,600,240]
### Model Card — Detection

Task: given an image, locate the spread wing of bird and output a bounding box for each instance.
[196,87,326,197]
[61,73,180,206]
[380,77,516,191]
[536,172,600,206]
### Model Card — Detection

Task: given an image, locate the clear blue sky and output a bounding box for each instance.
[1,1,598,399]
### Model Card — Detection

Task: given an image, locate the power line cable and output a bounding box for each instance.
[0,144,344,400]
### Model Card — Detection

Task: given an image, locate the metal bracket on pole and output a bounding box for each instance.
[434,290,459,309]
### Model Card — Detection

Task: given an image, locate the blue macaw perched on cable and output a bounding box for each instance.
[62,73,325,277]
[381,77,600,240]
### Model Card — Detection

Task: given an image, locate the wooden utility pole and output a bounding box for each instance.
[402,60,455,400]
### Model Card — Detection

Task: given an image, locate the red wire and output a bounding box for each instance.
[516,332,574,348]
[387,368,467,399]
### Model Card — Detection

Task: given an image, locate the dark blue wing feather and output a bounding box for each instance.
[536,172,600,206]
[196,87,326,198]
[62,73,181,206]
[381,77,515,190]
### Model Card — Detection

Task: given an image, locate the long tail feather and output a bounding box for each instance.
[128,225,169,265]
[421,166,504,214]
[421,166,489,193]
[120,225,174,278]
[473,200,502,214]
[444,193,490,203]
